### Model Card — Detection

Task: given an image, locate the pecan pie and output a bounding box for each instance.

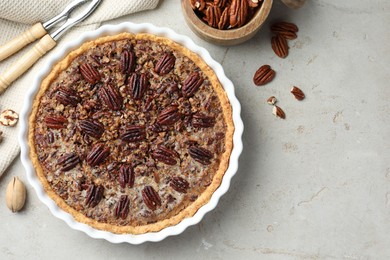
[29,33,233,234]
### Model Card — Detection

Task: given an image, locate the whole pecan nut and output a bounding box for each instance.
[99,84,123,111]
[118,165,135,188]
[142,186,161,210]
[85,184,104,208]
[128,73,148,100]
[157,106,181,125]
[86,143,110,167]
[182,72,204,98]
[57,153,80,172]
[78,119,104,138]
[44,115,68,129]
[230,0,249,28]
[192,113,216,128]
[55,87,81,106]
[120,125,146,142]
[152,145,179,165]
[115,195,130,219]
[79,63,101,84]
[120,50,136,74]
[155,53,176,75]
[188,146,213,165]
[271,34,289,58]
[170,176,190,193]
[253,65,275,86]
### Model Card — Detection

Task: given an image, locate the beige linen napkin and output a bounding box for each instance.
[0,0,159,176]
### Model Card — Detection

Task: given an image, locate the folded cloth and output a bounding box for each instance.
[0,0,159,177]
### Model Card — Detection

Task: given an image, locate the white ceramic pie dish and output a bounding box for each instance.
[18,22,243,244]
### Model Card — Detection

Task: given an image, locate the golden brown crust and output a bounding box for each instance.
[29,33,234,234]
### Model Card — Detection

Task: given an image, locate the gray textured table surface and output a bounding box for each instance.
[1,1,390,259]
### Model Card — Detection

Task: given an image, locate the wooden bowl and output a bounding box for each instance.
[181,0,273,46]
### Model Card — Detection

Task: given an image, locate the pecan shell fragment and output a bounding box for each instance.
[188,146,213,165]
[78,119,104,138]
[115,195,130,219]
[57,153,80,172]
[99,84,123,111]
[182,72,204,98]
[152,145,179,165]
[120,125,146,142]
[85,184,104,208]
[79,63,101,84]
[170,176,190,193]
[253,65,275,86]
[142,186,161,210]
[155,53,176,75]
[290,86,305,100]
[86,143,110,167]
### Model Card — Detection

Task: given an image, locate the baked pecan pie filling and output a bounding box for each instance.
[30,33,233,233]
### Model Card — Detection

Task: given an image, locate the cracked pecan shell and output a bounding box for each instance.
[99,84,123,111]
[142,186,161,210]
[120,125,146,142]
[188,146,213,165]
[128,73,148,100]
[152,145,179,165]
[182,72,204,98]
[78,119,104,139]
[86,143,110,167]
[155,53,176,75]
[57,153,80,172]
[79,63,101,84]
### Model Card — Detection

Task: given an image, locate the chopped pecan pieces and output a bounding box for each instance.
[120,50,136,74]
[118,164,135,188]
[157,106,181,126]
[86,143,110,167]
[128,73,148,100]
[192,113,216,128]
[57,153,80,172]
[85,184,104,208]
[99,84,123,111]
[55,87,81,106]
[78,119,104,138]
[44,115,67,129]
[152,145,179,165]
[120,125,146,142]
[142,186,161,210]
[115,195,130,219]
[188,146,213,165]
[182,72,204,98]
[79,63,101,84]
[155,53,176,75]
[170,176,190,193]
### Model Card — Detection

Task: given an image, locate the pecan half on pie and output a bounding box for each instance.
[29,33,233,234]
